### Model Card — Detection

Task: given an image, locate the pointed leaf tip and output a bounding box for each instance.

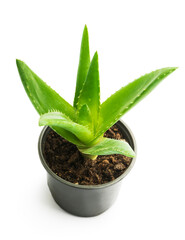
[172,67,178,71]
[73,25,90,108]
[94,51,98,59]
[16,59,22,67]
[90,52,99,67]
[84,24,88,32]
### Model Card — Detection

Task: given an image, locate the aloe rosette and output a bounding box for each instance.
[16,25,177,160]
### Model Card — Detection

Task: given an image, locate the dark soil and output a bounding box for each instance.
[43,124,132,185]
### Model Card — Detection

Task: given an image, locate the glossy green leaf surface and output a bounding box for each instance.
[39,111,93,143]
[73,25,90,108]
[77,52,100,132]
[51,126,85,146]
[97,67,177,137]
[79,137,135,158]
[78,104,92,127]
[16,60,76,121]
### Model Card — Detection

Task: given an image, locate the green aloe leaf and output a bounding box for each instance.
[73,25,90,108]
[16,60,76,121]
[79,137,135,158]
[51,126,85,146]
[78,104,92,127]
[77,52,100,132]
[97,67,177,137]
[16,60,82,145]
[39,111,93,144]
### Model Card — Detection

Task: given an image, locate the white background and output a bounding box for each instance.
[0,0,185,239]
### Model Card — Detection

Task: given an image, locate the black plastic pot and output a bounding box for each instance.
[38,120,136,217]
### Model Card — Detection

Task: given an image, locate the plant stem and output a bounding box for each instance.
[81,153,98,160]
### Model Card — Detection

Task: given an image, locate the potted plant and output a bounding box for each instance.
[16,25,177,217]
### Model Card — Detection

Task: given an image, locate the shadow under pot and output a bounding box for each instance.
[38,120,136,217]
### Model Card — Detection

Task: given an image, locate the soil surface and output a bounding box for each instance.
[43,124,132,185]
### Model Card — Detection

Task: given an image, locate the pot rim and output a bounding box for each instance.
[38,119,137,190]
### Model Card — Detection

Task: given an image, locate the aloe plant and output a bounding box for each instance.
[16,25,177,160]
